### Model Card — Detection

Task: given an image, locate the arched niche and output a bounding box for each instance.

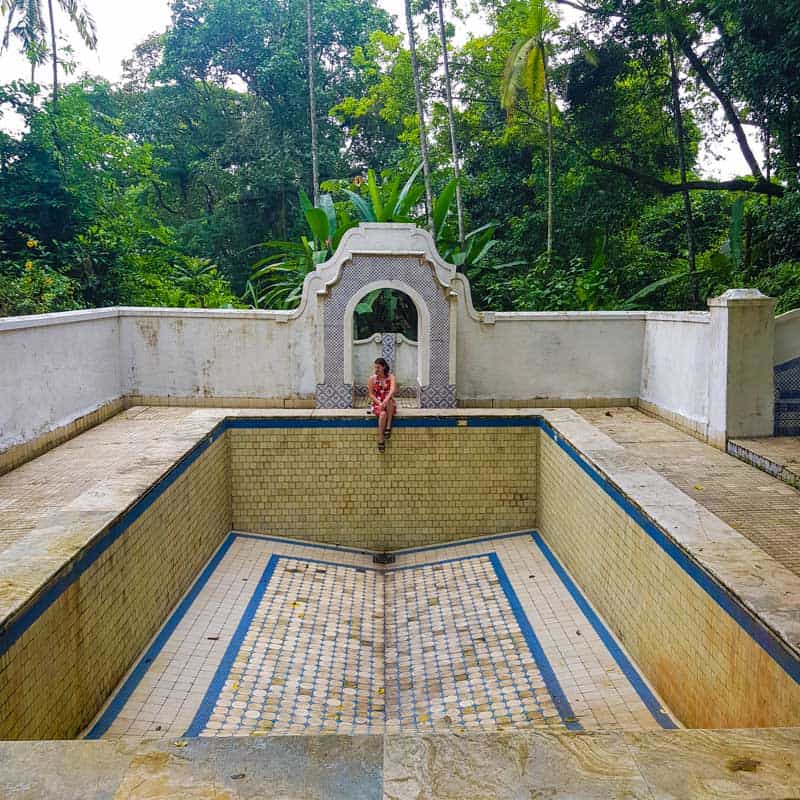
[344,280,430,389]
[314,225,456,408]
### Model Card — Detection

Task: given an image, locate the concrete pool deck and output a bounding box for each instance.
[580,408,800,578]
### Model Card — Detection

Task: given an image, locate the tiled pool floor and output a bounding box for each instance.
[87,532,678,739]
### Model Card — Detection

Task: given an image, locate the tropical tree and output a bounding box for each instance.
[500,0,558,264]
[1,0,47,85]
[306,0,319,205]
[246,190,356,309]
[0,0,97,107]
[403,0,433,229]
[344,165,424,223]
[435,0,464,247]
[660,1,697,303]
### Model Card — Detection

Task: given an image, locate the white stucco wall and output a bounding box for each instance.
[639,313,711,426]
[775,309,800,365]
[352,334,418,387]
[120,307,318,400]
[454,277,645,400]
[0,309,123,449]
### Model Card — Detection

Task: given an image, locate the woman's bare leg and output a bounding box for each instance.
[378,410,387,444]
[385,402,395,433]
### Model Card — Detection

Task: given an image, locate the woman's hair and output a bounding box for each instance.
[374,357,390,376]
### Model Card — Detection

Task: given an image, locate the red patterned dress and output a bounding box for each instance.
[370,374,396,416]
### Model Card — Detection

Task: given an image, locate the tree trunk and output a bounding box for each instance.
[436,0,464,248]
[665,26,697,305]
[306,0,319,206]
[404,0,433,231]
[47,0,57,109]
[765,126,773,269]
[543,48,554,265]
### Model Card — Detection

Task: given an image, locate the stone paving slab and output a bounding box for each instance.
[0,735,383,800]
[384,728,800,799]
[0,407,231,624]
[580,408,800,578]
[0,729,797,799]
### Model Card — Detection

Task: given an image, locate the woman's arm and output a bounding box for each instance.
[367,374,377,403]
[386,374,397,401]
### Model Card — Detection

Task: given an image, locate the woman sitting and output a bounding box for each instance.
[368,357,397,453]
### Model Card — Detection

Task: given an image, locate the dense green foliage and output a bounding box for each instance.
[1,0,799,317]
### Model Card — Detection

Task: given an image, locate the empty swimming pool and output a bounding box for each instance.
[0,412,797,743]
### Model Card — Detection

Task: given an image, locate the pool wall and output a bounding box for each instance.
[0,435,230,739]
[229,422,538,550]
[537,427,800,728]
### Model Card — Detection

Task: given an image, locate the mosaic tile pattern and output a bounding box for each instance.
[316,254,455,409]
[200,558,385,736]
[90,533,678,740]
[384,558,555,732]
[775,356,800,435]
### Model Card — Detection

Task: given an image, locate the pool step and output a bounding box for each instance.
[727,436,800,490]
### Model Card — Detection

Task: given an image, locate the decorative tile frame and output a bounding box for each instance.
[775,356,800,435]
[314,224,457,408]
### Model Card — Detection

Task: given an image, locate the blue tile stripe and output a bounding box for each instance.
[538,422,800,684]
[184,552,280,737]
[488,553,581,731]
[530,532,677,729]
[86,532,237,739]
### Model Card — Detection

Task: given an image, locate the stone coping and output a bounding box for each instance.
[0,729,798,798]
[0,305,718,332]
[0,306,294,330]
[0,407,797,689]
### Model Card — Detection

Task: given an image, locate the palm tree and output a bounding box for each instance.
[0,0,97,108]
[403,0,433,231]
[306,0,319,206]
[500,0,557,264]
[435,0,465,248]
[1,0,47,85]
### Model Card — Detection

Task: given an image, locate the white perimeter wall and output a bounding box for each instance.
[454,276,645,401]
[4,296,777,453]
[775,309,800,365]
[120,308,318,401]
[0,309,122,449]
[639,313,711,426]
[0,306,319,451]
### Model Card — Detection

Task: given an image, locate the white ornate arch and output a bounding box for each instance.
[314,223,457,408]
